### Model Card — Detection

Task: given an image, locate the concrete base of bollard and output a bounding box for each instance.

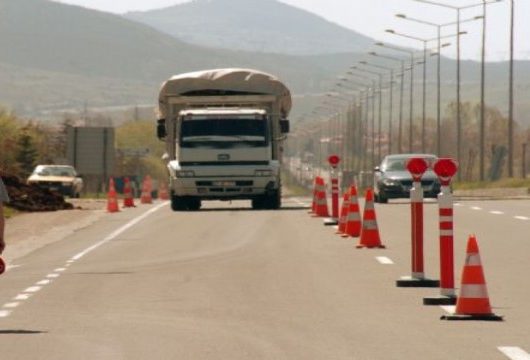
[423,295,457,306]
[323,218,339,226]
[440,313,503,321]
[396,276,439,288]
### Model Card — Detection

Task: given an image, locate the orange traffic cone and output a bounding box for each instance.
[308,177,319,214]
[158,182,170,200]
[107,177,120,213]
[442,235,503,321]
[140,176,153,204]
[336,191,350,234]
[312,177,329,218]
[123,177,135,208]
[342,185,362,238]
[356,188,385,249]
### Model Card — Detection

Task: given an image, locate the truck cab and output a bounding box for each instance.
[168,108,281,210]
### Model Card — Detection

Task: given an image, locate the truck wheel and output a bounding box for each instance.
[187,197,201,211]
[170,194,186,211]
[264,190,281,210]
[251,197,265,210]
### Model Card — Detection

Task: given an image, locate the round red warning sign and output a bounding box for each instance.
[406,158,429,180]
[433,158,458,185]
[328,155,341,168]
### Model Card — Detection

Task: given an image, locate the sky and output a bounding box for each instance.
[52,0,529,61]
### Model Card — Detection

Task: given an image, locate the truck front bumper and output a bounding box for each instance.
[170,176,278,199]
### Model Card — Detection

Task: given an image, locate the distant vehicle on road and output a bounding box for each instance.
[373,154,440,203]
[27,165,83,198]
[157,68,291,211]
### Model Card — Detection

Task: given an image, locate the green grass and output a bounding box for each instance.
[282,171,312,197]
[453,178,530,190]
[4,206,18,219]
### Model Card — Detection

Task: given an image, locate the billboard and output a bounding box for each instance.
[66,127,115,177]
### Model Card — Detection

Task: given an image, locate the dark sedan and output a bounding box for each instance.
[373,154,441,203]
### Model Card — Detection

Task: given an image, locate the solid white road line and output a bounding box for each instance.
[70,201,168,262]
[376,256,394,265]
[0,202,168,320]
[6,264,22,272]
[498,347,530,360]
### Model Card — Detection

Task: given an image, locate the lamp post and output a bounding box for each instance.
[352,65,385,162]
[375,42,415,153]
[385,30,433,153]
[360,60,395,155]
[396,14,480,159]
[508,0,515,177]
[337,79,371,170]
[369,51,405,153]
[414,0,502,181]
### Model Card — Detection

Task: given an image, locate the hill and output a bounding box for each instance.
[0,0,349,116]
[0,0,528,126]
[125,0,374,55]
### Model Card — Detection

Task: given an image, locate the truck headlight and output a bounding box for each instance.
[255,170,272,177]
[175,170,195,178]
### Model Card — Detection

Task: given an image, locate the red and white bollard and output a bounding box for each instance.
[324,155,341,226]
[424,158,458,305]
[397,158,439,287]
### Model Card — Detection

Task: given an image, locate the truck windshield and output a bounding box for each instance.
[180,117,268,148]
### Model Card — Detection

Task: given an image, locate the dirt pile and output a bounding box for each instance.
[1,172,74,212]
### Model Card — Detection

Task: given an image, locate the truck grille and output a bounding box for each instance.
[196,181,253,186]
[180,161,269,166]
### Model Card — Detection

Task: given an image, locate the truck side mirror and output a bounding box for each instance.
[157,119,167,139]
[280,119,290,134]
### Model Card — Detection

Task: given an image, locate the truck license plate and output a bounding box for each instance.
[213,181,235,187]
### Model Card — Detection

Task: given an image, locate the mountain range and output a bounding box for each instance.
[124,0,374,55]
[0,0,528,124]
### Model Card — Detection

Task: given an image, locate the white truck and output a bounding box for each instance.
[156,68,291,211]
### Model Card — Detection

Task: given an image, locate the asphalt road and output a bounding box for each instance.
[0,196,529,359]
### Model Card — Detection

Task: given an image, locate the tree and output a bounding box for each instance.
[16,131,39,177]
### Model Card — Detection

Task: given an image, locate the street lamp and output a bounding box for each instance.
[336,78,375,171]
[353,64,386,162]
[375,42,415,153]
[385,30,458,154]
[360,60,396,156]
[508,0,515,177]
[414,0,502,180]
[396,13,479,159]
[369,52,407,153]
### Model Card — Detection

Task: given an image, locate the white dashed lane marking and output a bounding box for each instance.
[498,347,530,360]
[471,206,482,210]
[376,256,394,265]
[515,216,529,221]
[490,210,504,215]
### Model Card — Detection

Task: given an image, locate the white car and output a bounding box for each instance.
[27,165,83,198]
